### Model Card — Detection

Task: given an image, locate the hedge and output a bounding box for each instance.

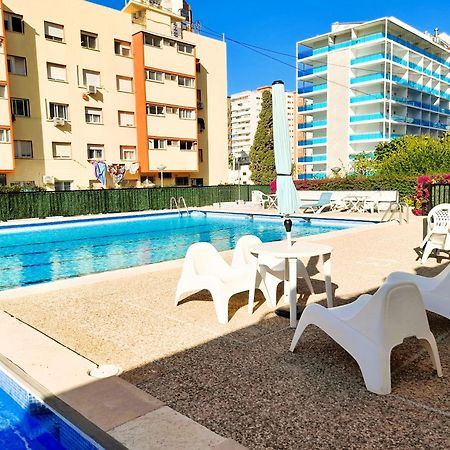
[0,185,270,221]
[294,176,417,200]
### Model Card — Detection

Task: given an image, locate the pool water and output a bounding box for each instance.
[0,386,66,449]
[0,211,367,291]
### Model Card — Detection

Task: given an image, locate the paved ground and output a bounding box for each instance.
[2,211,450,449]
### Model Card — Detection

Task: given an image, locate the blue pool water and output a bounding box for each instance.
[0,368,100,449]
[0,211,371,291]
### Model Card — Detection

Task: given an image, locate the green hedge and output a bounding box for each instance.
[294,176,417,199]
[0,185,270,221]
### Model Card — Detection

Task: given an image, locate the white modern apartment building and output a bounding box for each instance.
[297,17,450,179]
[229,86,296,184]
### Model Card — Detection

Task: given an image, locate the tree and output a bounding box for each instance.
[373,136,408,161]
[249,91,276,184]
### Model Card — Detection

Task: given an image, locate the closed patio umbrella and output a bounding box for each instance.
[272,80,300,245]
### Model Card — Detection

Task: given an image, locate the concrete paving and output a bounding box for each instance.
[1,211,450,449]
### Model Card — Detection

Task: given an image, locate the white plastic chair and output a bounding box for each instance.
[386,264,450,319]
[232,235,314,313]
[251,190,271,209]
[175,242,254,324]
[290,282,442,395]
[421,203,450,264]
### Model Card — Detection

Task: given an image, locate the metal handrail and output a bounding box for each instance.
[178,196,189,214]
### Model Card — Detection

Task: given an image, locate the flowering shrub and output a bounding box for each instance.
[413,174,450,215]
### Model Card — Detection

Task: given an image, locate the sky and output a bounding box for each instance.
[90,0,450,95]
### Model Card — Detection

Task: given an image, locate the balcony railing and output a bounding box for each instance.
[350,73,385,84]
[298,154,327,163]
[298,172,327,180]
[297,83,327,94]
[349,132,384,141]
[297,66,327,77]
[350,93,385,103]
[350,113,384,122]
[351,52,386,65]
[298,102,327,111]
[298,138,327,146]
[311,32,386,56]
[299,120,327,129]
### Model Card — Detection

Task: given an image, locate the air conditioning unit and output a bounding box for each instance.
[42,175,55,185]
[86,85,98,95]
[53,117,65,127]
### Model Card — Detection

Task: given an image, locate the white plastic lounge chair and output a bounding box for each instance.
[232,235,314,313]
[420,203,450,264]
[386,263,450,319]
[175,242,255,324]
[251,190,272,209]
[299,192,332,214]
[290,282,442,395]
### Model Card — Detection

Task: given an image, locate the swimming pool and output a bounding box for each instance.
[0,211,374,291]
[0,365,102,449]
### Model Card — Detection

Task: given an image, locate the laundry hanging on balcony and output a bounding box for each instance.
[108,164,126,185]
[93,160,107,188]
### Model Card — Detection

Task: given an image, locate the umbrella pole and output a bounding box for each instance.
[284,215,293,246]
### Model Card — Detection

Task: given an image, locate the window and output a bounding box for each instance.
[4,13,23,33]
[87,144,104,160]
[191,178,203,187]
[166,106,178,114]
[148,139,166,150]
[179,108,195,120]
[144,34,162,47]
[114,39,131,57]
[175,177,189,186]
[14,140,32,158]
[178,76,194,88]
[85,107,102,124]
[141,176,154,184]
[44,21,64,42]
[163,38,175,47]
[116,75,133,92]
[52,142,71,159]
[165,73,177,81]
[180,140,195,151]
[49,102,69,120]
[81,31,98,49]
[118,111,135,127]
[145,70,163,82]
[0,129,10,143]
[83,70,101,87]
[47,62,67,81]
[146,104,164,116]
[11,98,30,117]
[7,56,27,75]
[120,145,136,161]
[0,85,6,98]
[167,140,179,147]
[199,148,203,162]
[55,181,72,191]
[178,43,193,55]
[196,60,201,73]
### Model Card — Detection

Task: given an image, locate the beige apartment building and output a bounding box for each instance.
[0,0,228,189]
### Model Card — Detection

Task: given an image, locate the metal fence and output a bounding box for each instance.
[424,183,450,214]
[0,185,270,221]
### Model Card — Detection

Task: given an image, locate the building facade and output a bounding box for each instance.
[297,17,450,179]
[0,0,228,189]
[229,86,297,184]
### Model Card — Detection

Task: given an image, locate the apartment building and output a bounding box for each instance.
[0,0,228,189]
[229,86,297,184]
[297,17,450,179]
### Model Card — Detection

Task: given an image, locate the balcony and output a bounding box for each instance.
[350,93,385,103]
[298,154,327,163]
[297,172,327,180]
[350,73,385,85]
[299,120,327,129]
[351,52,386,65]
[350,113,384,123]
[349,132,384,141]
[299,102,327,112]
[297,66,327,78]
[298,83,327,94]
[298,137,327,146]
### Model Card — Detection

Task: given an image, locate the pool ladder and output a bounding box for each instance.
[170,196,189,216]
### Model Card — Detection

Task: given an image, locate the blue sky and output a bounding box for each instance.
[90,0,450,94]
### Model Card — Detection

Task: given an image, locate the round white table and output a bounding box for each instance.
[249,240,333,328]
